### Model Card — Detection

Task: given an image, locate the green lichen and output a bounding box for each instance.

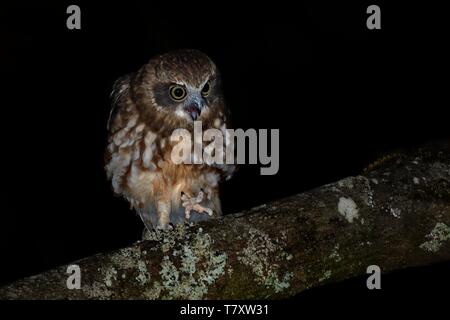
[107,245,151,287]
[328,244,342,262]
[227,265,234,277]
[419,222,450,253]
[337,197,359,223]
[338,177,354,189]
[143,223,190,252]
[103,267,117,287]
[111,247,142,269]
[413,161,450,201]
[318,270,332,282]
[82,281,112,299]
[237,228,293,293]
[136,260,151,285]
[144,226,228,299]
[87,225,228,299]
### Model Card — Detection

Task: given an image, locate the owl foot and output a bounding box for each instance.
[181,190,213,220]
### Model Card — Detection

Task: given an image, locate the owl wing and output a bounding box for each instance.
[213,115,237,181]
[107,73,134,130]
[212,162,236,181]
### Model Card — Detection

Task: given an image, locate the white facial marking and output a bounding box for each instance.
[175,108,190,120]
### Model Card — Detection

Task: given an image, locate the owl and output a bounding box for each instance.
[105,49,235,231]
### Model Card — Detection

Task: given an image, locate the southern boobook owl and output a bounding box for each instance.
[105,49,235,230]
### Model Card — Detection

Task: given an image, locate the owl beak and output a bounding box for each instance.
[185,102,202,121]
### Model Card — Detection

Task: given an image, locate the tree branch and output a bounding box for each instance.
[1,141,449,299]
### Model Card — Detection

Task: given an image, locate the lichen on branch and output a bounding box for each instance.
[1,141,449,300]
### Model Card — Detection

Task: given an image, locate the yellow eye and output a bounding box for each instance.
[169,85,187,101]
[201,81,211,97]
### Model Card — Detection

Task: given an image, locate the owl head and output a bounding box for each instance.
[135,49,225,126]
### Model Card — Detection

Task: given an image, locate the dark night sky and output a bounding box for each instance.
[1,1,449,300]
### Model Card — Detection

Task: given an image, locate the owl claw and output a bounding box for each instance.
[181,191,213,220]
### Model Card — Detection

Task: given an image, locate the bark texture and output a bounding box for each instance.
[1,141,449,299]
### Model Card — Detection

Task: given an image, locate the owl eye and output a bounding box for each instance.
[169,85,187,101]
[201,82,211,97]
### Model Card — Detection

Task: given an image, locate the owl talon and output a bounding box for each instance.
[181,191,214,220]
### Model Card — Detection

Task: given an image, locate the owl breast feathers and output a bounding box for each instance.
[105,49,235,230]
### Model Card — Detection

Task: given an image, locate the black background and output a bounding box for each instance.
[1,0,449,303]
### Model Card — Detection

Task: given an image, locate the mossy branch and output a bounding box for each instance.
[1,141,449,299]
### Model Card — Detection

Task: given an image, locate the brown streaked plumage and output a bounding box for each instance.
[105,49,235,231]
